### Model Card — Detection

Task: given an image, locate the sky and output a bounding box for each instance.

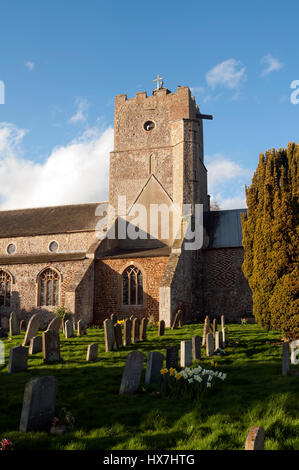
[0,0,298,211]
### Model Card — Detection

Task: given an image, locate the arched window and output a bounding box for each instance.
[0,270,12,307]
[38,268,60,306]
[122,266,143,306]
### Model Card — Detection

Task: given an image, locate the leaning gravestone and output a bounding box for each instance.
[114,323,123,349]
[119,351,145,395]
[9,311,20,336]
[123,319,132,346]
[29,336,43,355]
[158,320,165,336]
[145,351,164,385]
[86,343,98,362]
[104,318,116,352]
[192,335,201,360]
[171,310,181,330]
[43,330,60,363]
[19,376,57,432]
[65,320,74,338]
[8,346,28,373]
[180,340,192,368]
[206,332,214,357]
[245,426,265,450]
[23,314,40,346]
[47,316,61,332]
[282,342,290,376]
[166,346,178,369]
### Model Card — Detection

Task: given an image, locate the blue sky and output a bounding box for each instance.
[0,0,298,210]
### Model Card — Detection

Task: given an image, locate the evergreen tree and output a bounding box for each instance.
[242,143,299,340]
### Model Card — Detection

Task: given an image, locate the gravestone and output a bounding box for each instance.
[77,320,87,336]
[282,342,290,376]
[180,340,192,368]
[65,320,74,338]
[29,335,43,355]
[140,317,147,341]
[43,330,60,363]
[158,320,165,336]
[1,316,9,330]
[9,311,20,336]
[8,346,28,373]
[221,315,225,329]
[110,313,117,325]
[192,335,201,360]
[171,310,181,330]
[19,376,57,432]
[222,327,226,348]
[86,343,98,361]
[245,426,264,450]
[119,351,145,395]
[215,331,223,350]
[290,340,299,364]
[206,332,214,357]
[114,323,123,349]
[132,318,140,343]
[23,314,40,346]
[166,346,178,369]
[212,318,217,336]
[123,319,132,346]
[104,318,116,351]
[47,316,61,332]
[0,340,4,365]
[145,351,164,385]
[202,318,208,346]
[20,320,26,331]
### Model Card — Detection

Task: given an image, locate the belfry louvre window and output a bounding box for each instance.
[122,266,143,306]
[38,268,60,306]
[0,270,12,307]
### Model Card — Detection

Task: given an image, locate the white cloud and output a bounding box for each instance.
[69,98,89,124]
[0,122,113,210]
[260,54,283,77]
[206,153,252,209]
[206,59,246,89]
[25,61,35,72]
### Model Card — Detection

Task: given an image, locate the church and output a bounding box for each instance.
[0,81,252,329]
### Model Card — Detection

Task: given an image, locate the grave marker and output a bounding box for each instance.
[29,336,42,355]
[206,332,214,357]
[9,311,20,336]
[86,343,98,361]
[145,351,164,385]
[132,318,140,343]
[114,323,123,349]
[166,346,178,369]
[180,340,192,368]
[65,320,74,338]
[47,316,61,332]
[245,426,264,450]
[158,320,165,336]
[119,351,145,395]
[140,317,147,341]
[104,319,116,351]
[23,314,40,346]
[123,319,132,346]
[8,346,28,373]
[43,330,60,363]
[282,342,290,376]
[192,335,201,360]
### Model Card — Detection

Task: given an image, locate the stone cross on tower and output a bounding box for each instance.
[153,74,164,89]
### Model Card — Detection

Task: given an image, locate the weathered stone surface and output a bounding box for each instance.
[23,314,40,346]
[215,330,223,350]
[114,323,123,349]
[171,310,182,330]
[145,351,164,385]
[19,376,58,432]
[43,330,60,363]
[86,343,98,361]
[192,335,201,360]
[47,316,61,332]
[245,426,264,450]
[282,342,290,376]
[29,335,42,355]
[104,318,116,351]
[158,320,165,336]
[77,320,87,336]
[132,318,140,343]
[123,319,132,346]
[8,346,28,373]
[119,351,145,394]
[166,346,178,369]
[65,320,74,338]
[180,340,192,368]
[206,332,214,357]
[9,311,20,336]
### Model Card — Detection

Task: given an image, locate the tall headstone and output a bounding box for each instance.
[222,327,226,348]
[192,335,201,360]
[114,323,123,349]
[77,320,87,336]
[119,351,145,395]
[123,319,132,346]
[47,316,61,332]
[9,311,20,336]
[132,318,140,343]
[171,310,181,330]
[212,318,217,336]
[140,317,147,341]
[8,346,28,373]
[215,331,223,350]
[0,340,4,365]
[166,346,178,369]
[23,314,40,346]
[145,351,164,385]
[104,318,116,352]
[65,320,74,338]
[19,376,57,432]
[206,332,214,357]
[29,335,43,355]
[43,330,60,363]
[158,320,165,336]
[282,342,290,376]
[202,318,208,346]
[221,315,225,330]
[180,340,192,368]
[86,343,98,361]
[245,426,265,450]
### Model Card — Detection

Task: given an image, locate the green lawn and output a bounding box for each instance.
[0,323,298,450]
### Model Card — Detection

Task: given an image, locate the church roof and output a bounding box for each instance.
[0,202,105,238]
[204,209,247,249]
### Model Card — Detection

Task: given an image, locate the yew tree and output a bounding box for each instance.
[242,143,299,340]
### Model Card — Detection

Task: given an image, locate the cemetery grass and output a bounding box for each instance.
[0,324,298,450]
